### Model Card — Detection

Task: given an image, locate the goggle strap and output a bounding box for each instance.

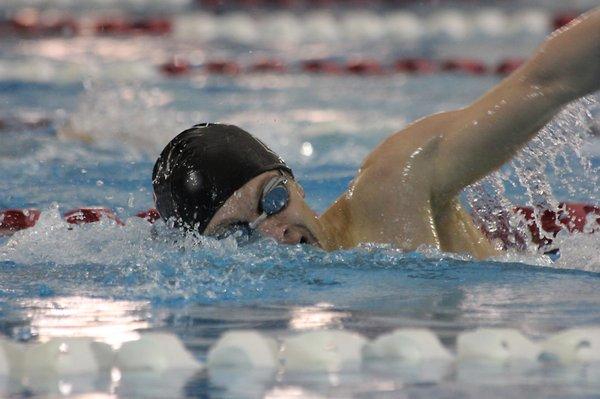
[263,176,287,193]
[249,212,268,230]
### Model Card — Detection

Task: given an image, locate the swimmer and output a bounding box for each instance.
[153,8,600,258]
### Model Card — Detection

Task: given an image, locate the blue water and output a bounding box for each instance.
[1,9,600,398]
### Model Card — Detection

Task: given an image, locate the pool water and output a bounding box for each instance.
[1,4,600,398]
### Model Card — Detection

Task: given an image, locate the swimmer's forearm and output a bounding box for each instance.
[428,8,600,201]
[523,7,600,102]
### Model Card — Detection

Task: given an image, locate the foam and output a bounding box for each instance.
[0,206,157,266]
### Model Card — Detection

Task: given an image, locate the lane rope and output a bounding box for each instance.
[159,57,527,76]
[0,8,580,42]
[2,204,598,251]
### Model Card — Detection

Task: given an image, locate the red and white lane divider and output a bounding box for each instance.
[0,207,160,236]
[0,9,172,37]
[159,57,526,77]
[477,202,600,250]
[0,9,581,41]
[2,204,599,250]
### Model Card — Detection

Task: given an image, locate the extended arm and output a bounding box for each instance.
[430,7,600,202]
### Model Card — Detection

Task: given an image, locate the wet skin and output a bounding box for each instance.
[205,8,600,258]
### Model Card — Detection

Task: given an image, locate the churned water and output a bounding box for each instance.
[1,6,600,398]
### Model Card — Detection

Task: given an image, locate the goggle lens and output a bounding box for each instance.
[261,183,289,215]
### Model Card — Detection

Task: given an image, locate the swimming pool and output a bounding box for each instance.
[1,2,600,397]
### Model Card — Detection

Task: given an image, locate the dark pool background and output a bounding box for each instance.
[1,1,600,397]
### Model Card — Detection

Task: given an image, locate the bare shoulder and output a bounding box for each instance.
[321,111,460,246]
[358,110,460,190]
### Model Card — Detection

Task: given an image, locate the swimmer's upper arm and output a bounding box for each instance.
[430,7,600,202]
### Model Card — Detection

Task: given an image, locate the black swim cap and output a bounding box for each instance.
[152,123,293,233]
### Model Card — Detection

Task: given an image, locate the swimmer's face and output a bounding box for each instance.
[204,171,325,247]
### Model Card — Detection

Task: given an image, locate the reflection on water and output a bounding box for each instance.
[288,302,349,331]
[20,296,150,348]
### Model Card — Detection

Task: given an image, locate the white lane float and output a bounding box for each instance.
[0,339,23,377]
[114,333,201,398]
[23,337,113,375]
[457,328,541,362]
[115,332,202,372]
[427,10,470,41]
[21,338,113,396]
[207,330,279,370]
[541,328,600,364]
[473,9,509,38]
[303,11,339,43]
[281,330,367,372]
[385,11,424,43]
[363,328,452,362]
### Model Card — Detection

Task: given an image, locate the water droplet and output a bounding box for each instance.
[59,342,69,353]
[58,380,72,395]
[300,142,313,157]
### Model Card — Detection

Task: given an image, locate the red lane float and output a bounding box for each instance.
[553,12,579,30]
[516,203,600,247]
[6,9,79,37]
[441,59,487,75]
[394,58,437,74]
[95,17,172,36]
[63,207,124,226]
[0,209,41,235]
[478,202,600,250]
[0,207,136,236]
[250,59,288,73]
[205,61,241,75]
[301,60,342,74]
[160,58,192,76]
[136,208,161,223]
[495,58,525,75]
[159,57,535,77]
[346,60,385,75]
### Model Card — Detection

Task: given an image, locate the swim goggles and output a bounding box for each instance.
[213,172,290,241]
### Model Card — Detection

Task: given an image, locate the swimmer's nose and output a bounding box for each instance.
[257,219,303,245]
